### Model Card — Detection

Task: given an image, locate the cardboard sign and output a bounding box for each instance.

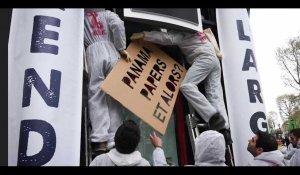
[101,41,186,135]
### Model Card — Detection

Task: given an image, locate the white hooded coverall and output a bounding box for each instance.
[247,150,285,166]
[289,140,300,166]
[194,130,227,166]
[283,143,296,165]
[89,148,168,166]
[143,30,229,128]
[84,9,126,145]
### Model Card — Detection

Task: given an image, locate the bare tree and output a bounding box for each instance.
[282,120,289,134]
[267,111,278,131]
[276,94,300,122]
[276,36,300,92]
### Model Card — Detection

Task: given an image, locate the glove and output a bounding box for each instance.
[119,49,132,62]
[130,32,145,40]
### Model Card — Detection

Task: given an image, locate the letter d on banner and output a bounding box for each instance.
[216,9,267,166]
[18,120,56,166]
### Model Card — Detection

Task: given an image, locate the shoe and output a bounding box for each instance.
[219,129,233,146]
[91,142,108,160]
[208,112,226,131]
[197,123,209,133]
[92,142,107,150]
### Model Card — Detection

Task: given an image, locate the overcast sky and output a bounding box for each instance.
[249,9,300,125]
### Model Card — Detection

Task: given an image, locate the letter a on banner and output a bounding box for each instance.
[216,9,267,166]
[8,9,84,166]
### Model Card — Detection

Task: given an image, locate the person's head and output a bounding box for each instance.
[289,128,300,147]
[247,131,277,157]
[194,130,226,165]
[276,138,285,146]
[114,120,140,154]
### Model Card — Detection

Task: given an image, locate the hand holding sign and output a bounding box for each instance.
[119,49,132,62]
[130,32,145,40]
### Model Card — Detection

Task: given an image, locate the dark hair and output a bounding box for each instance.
[256,131,277,152]
[280,138,286,145]
[290,128,300,138]
[115,120,140,154]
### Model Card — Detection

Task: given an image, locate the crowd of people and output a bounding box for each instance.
[84,8,300,166]
[90,119,300,166]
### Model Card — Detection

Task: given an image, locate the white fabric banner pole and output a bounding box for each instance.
[216,9,268,166]
[8,9,84,166]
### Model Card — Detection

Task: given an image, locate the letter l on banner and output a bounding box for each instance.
[216,9,268,166]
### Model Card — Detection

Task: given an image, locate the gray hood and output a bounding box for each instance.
[194,130,226,166]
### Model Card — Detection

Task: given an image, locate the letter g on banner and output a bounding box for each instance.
[249,111,268,134]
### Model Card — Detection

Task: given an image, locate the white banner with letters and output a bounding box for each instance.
[216,9,267,166]
[8,9,84,166]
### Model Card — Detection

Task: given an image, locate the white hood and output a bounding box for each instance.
[194,130,226,166]
[254,150,285,166]
[107,148,144,166]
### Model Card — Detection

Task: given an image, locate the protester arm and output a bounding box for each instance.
[150,132,168,166]
[143,30,184,46]
[153,147,169,166]
[107,10,126,51]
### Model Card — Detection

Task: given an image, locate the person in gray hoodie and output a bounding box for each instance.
[194,130,227,166]
[247,131,285,166]
[89,120,167,166]
[130,29,232,146]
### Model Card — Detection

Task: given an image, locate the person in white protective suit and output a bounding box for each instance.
[84,8,132,158]
[89,120,168,166]
[194,130,227,166]
[130,29,232,145]
[288,128,300,166]
[277,137,287,155]
[247,131,285,166]
[283,141,296,165]
[147,130,227,166]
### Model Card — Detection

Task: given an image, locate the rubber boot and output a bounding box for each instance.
[219,129,233,146]
[208,112,226,131]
